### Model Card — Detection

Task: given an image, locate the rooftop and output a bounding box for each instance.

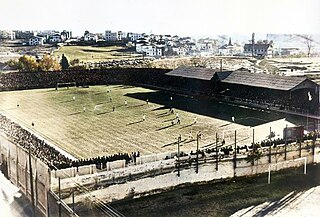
[222,70,309,91]
[166,66,216,80]
[244,43,272,50]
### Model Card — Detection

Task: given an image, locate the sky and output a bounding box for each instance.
[1,0,320,37]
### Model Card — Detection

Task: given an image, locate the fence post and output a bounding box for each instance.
[8,149,11,179]
[29,145,36,217]
[234,130,237,170]
[72,188,75,213]
[58,177,61,217]
[299,129,302,157]
[16,146,19,186]
[196,133,199,174]
[47,190,50,217]
[25,160,28,195]
[312,131,316,161]
[299,140,302,158]
[177,135,181,177]
[269,127,272,163]
[215,132,218,171]
[35,170,38,210]
[252,128,255,166]
[285,125,287,160]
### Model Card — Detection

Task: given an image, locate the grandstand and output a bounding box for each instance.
[221,70,319,113]
[165,66,320,116]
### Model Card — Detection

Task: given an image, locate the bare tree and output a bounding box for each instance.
[296,34,313,57]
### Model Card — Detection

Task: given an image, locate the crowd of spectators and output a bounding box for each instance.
[0,114,73,169]
[0,68,169,92]
[177,131,318,163]
[0,114,140,170]
[87,59,153,69]
[71,152,140,169]
[219,86,318,115]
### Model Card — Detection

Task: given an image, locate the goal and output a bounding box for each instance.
[56,82,77,90]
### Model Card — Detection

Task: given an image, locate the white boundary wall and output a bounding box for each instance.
[55,141,320,204]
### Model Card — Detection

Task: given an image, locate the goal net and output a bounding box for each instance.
[56,82,77,90]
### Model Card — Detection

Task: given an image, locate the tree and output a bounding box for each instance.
[296,34,313,57]
[5,59,19,69]
[17,55,38,72]
[60,54,69,70]
[38,54,61,71]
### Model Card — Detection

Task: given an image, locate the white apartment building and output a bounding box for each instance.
[105,30,127,41]
[243,43,273,57]
[136,44,164,57]
[105,30,117,41]
[117,31,125,40]
[127,32,144,41]
[48,34,62,43]
[29,36,45,45]
[84,33,98,42]
[172,46,187,56]
[198,42,213,51]
[0,30,16,40]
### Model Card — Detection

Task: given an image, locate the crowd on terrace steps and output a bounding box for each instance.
[0,114,74,169]
[0,114,139,170]
[0,113,319,171]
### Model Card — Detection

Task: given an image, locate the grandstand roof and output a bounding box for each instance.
[166,66,216,81]
[222,70,312,91]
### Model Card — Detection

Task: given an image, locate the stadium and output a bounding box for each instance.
[0,67,319,216]
[1,68,316,162]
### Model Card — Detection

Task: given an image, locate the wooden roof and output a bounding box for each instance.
[222,70,312,91]
[166,66,216,81]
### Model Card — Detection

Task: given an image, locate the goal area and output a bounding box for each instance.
[56,82,77,90]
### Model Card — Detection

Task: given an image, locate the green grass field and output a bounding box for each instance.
[0,85,253,159]
[53,45,140,63]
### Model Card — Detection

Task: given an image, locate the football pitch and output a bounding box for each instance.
[0,85,267,159]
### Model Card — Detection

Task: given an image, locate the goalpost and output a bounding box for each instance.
[56,82,77,90]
